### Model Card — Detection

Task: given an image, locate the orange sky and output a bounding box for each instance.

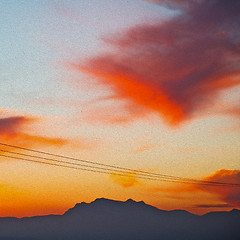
[0,0,240,217]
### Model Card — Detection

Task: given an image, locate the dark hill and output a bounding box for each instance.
[0,198,239,240]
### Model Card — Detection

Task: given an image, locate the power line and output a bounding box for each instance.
[1,153,213,184]
[0,154,152,180]
[0,142,239,187]
[1,148,239,187]
[0,143,228,185]
[0,149,146,177]
[4,148,236,186]
[0,150,157,181]
[0,142,181,178]
[2,153,238,186]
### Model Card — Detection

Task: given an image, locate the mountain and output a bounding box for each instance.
[0,198,239,240]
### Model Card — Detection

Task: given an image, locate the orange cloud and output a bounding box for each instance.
[148,169,240,208]
[1,133,67,147]
[83,102,149,125]
[200,169,240,207]
[194,204,233,208]
[110,171,141,188]
[0,115,67,151]
[0,110,100,157]
[71,0,240,126]
[221,107,240,118]
[149,184,197,194]
[0,116,34,136]
[72,62,185,126]
[128,144,158,154]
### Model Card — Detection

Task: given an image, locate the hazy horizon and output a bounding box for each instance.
[0,198,239,240]
[1,197,239,218]
[1,0,240,219]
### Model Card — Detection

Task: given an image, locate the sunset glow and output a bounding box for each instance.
[0,0,239,218]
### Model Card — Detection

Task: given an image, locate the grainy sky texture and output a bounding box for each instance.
[0,0,239,217]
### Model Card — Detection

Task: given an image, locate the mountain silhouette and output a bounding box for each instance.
[0,198,239,240]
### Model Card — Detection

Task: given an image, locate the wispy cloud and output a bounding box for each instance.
[71,0,240,126]
[110,171,141,188]
[0,110,96,152]
[82,102,148,125]
[194,203,233,208]
[0,115,67,150]
[221,107,240,119]
[0,116,34,136]
[128,144,158,154]
[149,169,240,208]
[200,169,240,207]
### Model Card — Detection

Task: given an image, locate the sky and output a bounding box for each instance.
[0,0,240,217]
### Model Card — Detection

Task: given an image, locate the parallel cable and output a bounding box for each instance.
[0,143,226,184]
[0,142,239,187]
[1,149,239,186]
[0,149,157,181]
[2,153,237,186]
[0,154,208,184]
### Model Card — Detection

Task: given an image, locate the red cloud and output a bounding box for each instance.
[200,169,240,207]
[0,112,99,154]
[222,107,240,118]
[0,116,34,136]
[149,169,240,208]
[110,171,141,188]
[0,115,67,150]
[72,0,240,126]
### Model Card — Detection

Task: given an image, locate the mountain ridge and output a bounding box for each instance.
[0,198,239,240]
[1,198,239,219]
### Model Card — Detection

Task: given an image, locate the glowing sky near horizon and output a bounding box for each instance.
[0,0,240,217]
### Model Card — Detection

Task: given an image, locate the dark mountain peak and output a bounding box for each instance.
[1,199,240,240]
[125,199,147,206]
[71,201,86,208]
[64,198,157,215]
[170,209,192,214]
[93,198,145,205]
[65,198,123,215]
[92,197,142,206]
[167,209,196,217]
[125,198,144,204]
[64,198,240,218]
[202,208,240,218]
[92,197,116,203]
[64,201,86,215]
[230,208,240,213]
[92,198,150,209]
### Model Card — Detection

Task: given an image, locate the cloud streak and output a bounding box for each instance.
[200,169,240,207]
[128,144,158,154]
[110,171,141,188]
[0,110,100,155]
[0,116,34,136]
[149,169,240,208]
[72,0,240,126]
[194,203,233,208]
[0,113,69,152]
